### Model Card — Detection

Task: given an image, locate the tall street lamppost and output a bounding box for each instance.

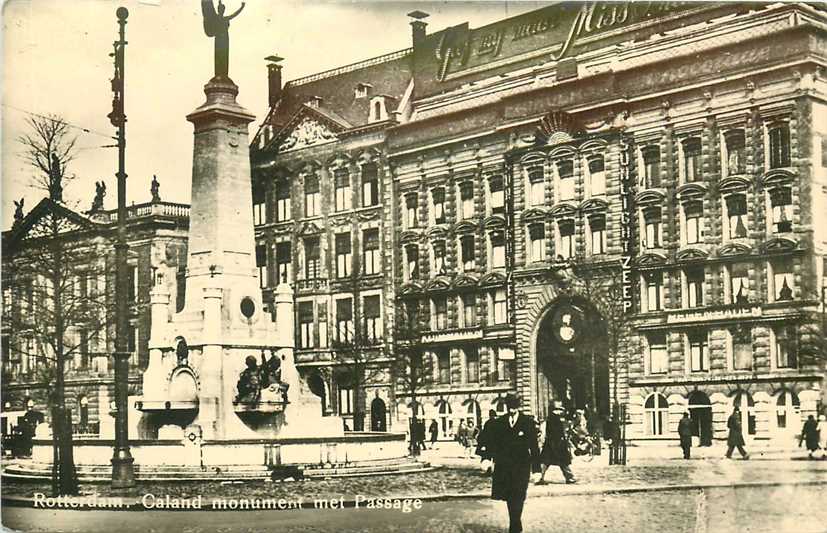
[108,6,135,488]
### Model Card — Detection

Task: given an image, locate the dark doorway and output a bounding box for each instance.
[535,297,610,423]
[688,390,713,446]
[307,372,328,415]
[370,397,386,431]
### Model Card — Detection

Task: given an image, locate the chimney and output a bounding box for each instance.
[408,11,429,48]
[265,55,283,107]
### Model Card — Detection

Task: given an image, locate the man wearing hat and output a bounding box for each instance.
[488,394,541,533]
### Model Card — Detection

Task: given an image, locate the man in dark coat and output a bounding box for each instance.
[799,415,820,459]
[489,394,541,533]
[475,410,498,474]
[678,411,693,459]
[537,401,575,484]
[725,407,749,459]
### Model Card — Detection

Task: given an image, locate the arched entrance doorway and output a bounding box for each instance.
[535,297,610,423]
[307,371,328,416]
[688,390,712,446]
[370,397,387,431]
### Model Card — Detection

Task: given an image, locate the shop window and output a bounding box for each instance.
[775,390,800,429]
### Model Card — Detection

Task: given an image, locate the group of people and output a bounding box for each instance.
[799,414,827,459]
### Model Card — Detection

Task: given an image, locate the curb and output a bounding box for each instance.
[2,478,825,512]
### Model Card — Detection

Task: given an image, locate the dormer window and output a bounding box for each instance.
[309,96,323,108]
[369,96,388,123]
[355,83,372,99]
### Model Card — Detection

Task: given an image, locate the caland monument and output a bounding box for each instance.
[136,0,341,450]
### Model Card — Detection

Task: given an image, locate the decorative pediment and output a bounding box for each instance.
[676,247,709,263]
[760,237,797,254]
[399,282,424,296]
[718,242,752,257]
[719,176,750,196]
[452,273,479,289]
[453,220,477,234]
[636,189,667,206]
[479,271,507,287]
[400,230,423,245]
[676,183,708,202]
[549,203,577,218]
[521,207,548,223]
[635,252,667,266]
[579,198,609,214]
[536,109,584,146]
[425,277,451,293]
[278,116,338,152]
[426,225,448,240]
[297,221,323,236]
[760,168,796,189]
[5,198,103,250]
[483,214,506,230]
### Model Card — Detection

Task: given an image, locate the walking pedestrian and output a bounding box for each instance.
[799,414,820,459]
[488,394,541,533]
[678,411,692,459]
[725,407,749,460]
[456,420,468,455]
[537,400,576,484]
[476,409,498,474]
[428,419,439,449]
[817,414,827,459]
[466,421,478,457]
[416,419,427,452]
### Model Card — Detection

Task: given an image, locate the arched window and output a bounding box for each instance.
[465,399,481,429]
[731,390,756,436]
[775,389,800,429]
[437,400,453,438]
[644,392,669,436]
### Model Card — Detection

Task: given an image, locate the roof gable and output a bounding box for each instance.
[5,198,103,250]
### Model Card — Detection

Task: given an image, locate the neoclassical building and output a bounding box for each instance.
[251,2,827,444]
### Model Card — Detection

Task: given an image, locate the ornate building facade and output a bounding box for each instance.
[252,2,827,443]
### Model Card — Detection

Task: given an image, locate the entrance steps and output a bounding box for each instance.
[2,456,431,483]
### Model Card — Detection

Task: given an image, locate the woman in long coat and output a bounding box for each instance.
[800,415,820,458]
[537,401,575,484]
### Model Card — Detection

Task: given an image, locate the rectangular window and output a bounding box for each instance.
[304,237,321,279]
[768,124,791,169]
[253,188,266,226]
[336,298,353,344]
[642,146,661,188]
[527,167,545,206]
[489,176,504,215]
[127,324,139,367]
[363,228,380,275]
[683,138,702,183]
[437,349,451,384]
[774,325,797,368]
[685,267,704,308]
[589,216,606,255]
[334,168,351,212]
[557,159,575,201]
[298,301,314,349]
[338,385,354,415]
[432,241,446,275]
[432,296,448,330]
[256,244,268,289]
[732,328,753,371]
[529,224,546,262]
[127,265,137,303]
[461,292,476,327]
[728,263,750,304]
[643,271,663,312]
[432,188,446,224]
[725,195,748,239]
[492,288,508,325]
[361,163,379,207]
[490,231,505,269]
[771,260,794,301]
[405,245,419,280]
[459,182,474,219]
[648,333,668,374]
[684,201,704,245]
[643,207,662,248]
[557,220,574,260]
[79,330,89,368]
[688,331,708,372]
[770,188,793,233]
[465,347,480,383]
[494,347,512,382]
[725,130,746,175]
[276,242,292,284]
[460,235,475,272]
[363,295,381,344]
[335,233,352,278]
[305,175,321,217]
[405,194,419,229]
[318,302,328,347]
[275,181,291,222]
[588,157,606,197]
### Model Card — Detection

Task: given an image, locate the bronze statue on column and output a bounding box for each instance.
[201,0,245,81]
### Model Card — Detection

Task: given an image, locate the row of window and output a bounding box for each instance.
[401,289,509,331]
[296,294,382,349]
[421,346,514,386]
[253,163,380,225]
[643,324,798,376]
[639,258,796,312]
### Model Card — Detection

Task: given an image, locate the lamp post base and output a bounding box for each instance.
[111,449,135,488]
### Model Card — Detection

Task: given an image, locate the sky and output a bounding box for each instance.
[1,0,550,229]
